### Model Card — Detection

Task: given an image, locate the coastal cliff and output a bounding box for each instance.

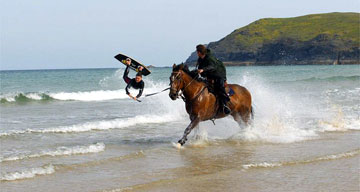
[185,12,359,65]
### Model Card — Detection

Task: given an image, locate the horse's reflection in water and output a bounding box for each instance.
[169,64,253,146]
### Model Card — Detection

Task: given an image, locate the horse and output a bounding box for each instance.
[169,64,253,146]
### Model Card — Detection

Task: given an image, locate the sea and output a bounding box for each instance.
[0,65,359,192]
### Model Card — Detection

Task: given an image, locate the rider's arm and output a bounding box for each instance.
[123,66,132,84]
[136,81,144,98]
[123,66,130,79]
[202,61,216,73]
[124,66,130,78]
[125,81,131,95]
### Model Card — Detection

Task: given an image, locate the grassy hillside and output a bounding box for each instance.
[231,12,358,48]
[186,12,360,65]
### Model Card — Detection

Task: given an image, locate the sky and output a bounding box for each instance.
[1,0,359,70]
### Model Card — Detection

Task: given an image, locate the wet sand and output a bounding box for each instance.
[102,131,359,192]
[1,131,359,192]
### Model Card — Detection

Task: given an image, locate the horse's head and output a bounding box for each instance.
[169,64,187,100]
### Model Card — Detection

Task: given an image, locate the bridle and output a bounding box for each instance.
[170,70,201,101]
[169,71,184,99]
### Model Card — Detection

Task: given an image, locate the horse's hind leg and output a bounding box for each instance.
[239,108,252,126]
[178,117,200,146]
[232,113,246,129]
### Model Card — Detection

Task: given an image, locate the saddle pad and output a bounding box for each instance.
[226,86,235,97]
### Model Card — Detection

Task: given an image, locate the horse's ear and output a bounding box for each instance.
[172,64,176,69]
[179,64,184,70]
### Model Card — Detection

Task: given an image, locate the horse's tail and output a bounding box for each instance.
[250,106,254,120]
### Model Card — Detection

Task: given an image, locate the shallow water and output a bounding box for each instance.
[0,65,359,191]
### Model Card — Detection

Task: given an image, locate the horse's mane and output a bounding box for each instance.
[173,64,198,79]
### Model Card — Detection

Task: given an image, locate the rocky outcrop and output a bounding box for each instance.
[185,12,359,65]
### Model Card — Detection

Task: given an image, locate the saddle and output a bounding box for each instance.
[203,79,235,97]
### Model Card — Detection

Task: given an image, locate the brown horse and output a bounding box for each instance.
[169,64,253,145]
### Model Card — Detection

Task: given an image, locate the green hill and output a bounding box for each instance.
[186,12,360,65]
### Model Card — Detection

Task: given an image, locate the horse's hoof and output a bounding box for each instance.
[178,139,185,146]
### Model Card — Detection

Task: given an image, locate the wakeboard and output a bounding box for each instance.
[114,53,151,76]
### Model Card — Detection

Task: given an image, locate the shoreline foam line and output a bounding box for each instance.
[0,114,180,136]
[0,143,105,162]
[0,164,55,181]
[242,149,360,169]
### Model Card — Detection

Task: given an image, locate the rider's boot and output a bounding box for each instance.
[222,98,231,115]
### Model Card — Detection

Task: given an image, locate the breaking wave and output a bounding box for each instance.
[0,164,55,181]
[0,114,180,136]
[0,150,145,182]
[0,92,53,103]
[0,143,105,162]
[0,87,166,103]
[0,90,128,103]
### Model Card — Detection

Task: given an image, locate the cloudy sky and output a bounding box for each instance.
[1,0,359,70]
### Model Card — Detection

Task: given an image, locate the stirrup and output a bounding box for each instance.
[223,105,231,115]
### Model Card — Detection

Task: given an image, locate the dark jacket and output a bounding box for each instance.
[197,49,226,79]
[125,79,144,98]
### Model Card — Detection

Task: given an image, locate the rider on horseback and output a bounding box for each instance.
[195,44,231,115]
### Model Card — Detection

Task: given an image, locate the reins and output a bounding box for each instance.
[171,71,203,102]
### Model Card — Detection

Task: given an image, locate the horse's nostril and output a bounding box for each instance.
[169,93,176,100]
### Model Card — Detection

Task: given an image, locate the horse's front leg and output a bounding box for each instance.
[178,117,200,146]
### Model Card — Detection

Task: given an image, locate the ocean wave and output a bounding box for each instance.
[58,150,145,170]
[0,130,27,137]
[295,75,360,82]
[0,143,105,162]
[0,150,145,182]
[0,114,179,136]
[0,164,55,181]
[0,92,53,103]
[49,90,128,101]
[242,149,360,170]
[0,90,127,103]
[0,87,166,103]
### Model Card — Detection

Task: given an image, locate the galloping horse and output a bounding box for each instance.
[169,64,253,145]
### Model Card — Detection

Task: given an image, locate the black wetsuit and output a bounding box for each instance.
[123,66,144,98]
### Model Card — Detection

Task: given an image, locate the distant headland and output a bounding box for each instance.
[185,12,359,65]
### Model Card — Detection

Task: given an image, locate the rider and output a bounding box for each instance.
[195,44,231,114]
[123,58,145,100]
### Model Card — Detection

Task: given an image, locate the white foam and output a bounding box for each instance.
[242,162,282,169]
[317,106,360,132]
[27,114,179,134]
[313,149,360,161]
[242,149,360,170]
[0,86,186,136]
[0,92,44,102]
[26,93,43,100]
[2,96,16,102]
[0,143,105,162]
[226,74,318,143]
[172,142,184,149]
[49,85,172,101]
[0,86,170,103]
[0,164,55,181]
[49,90,129,101]
[52,76,173,102]
[0,131,25,136]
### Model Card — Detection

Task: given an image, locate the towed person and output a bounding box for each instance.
[123,58,145,101]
